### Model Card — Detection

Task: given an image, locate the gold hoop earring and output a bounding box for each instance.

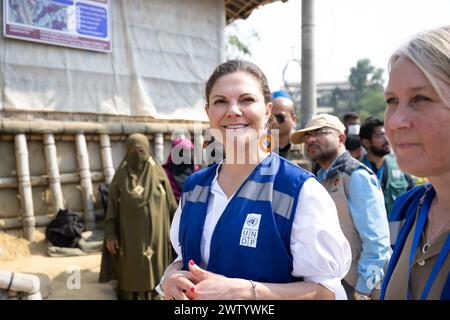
[258,133,273,153]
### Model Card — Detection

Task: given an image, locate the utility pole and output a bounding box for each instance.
[301,0,316,128]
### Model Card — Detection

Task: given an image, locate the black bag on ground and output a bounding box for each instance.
[45,209,84,248]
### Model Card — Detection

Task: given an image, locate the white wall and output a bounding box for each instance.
[0,0,225,121]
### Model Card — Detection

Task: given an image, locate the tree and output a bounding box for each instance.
[330,87,343,109]
[346,59,386,119]
[226,35,252,57]
[225,23,260,59]
[359,89,386,120]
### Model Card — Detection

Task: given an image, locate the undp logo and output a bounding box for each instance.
[246,216,259,227]
[240,213,261,249]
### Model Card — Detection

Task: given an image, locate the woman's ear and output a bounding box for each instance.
[265,102,273,122]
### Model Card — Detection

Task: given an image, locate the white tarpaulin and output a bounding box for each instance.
[0,0,225,121]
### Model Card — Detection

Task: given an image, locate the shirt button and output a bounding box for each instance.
[418,259,425,266]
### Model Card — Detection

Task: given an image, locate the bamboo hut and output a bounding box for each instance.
[0,0,281,240]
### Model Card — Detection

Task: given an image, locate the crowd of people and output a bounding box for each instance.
[99,26,449,300]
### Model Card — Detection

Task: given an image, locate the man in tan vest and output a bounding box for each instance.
[291,114,391,300]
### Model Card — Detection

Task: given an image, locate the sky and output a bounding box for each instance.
[226,0,450,91]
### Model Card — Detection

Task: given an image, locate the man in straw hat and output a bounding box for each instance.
[291,114,391,300]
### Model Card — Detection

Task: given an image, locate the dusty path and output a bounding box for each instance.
[0,230,116,300]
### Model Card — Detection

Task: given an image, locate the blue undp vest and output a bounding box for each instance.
[381,185,450,300]
[179,153,313,283]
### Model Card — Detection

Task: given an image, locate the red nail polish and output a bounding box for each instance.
[190,287,195,293]
[189,259,195,266]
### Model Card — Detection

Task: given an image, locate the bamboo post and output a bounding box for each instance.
[75,134,95,230]
[0,171,106,190]
[99,134,115,184]
[43,133,64,214]
[154,133,164,163]
[14,134,35,241]
[0,210,103,230]
[0,177,17,189]
[0,214,54,230]
[194,132,204,167]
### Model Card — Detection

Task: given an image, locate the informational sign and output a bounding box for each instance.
[3,0,111,52]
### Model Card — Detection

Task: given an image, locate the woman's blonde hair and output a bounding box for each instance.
[388,26,450,108]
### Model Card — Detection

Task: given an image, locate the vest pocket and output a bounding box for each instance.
[387,178,409,200]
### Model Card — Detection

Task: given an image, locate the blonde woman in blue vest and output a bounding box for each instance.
[157,60,351,300]
[381,26,450,300]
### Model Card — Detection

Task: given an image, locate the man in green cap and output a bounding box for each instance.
[99,133,178,300]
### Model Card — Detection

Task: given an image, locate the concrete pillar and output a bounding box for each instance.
[301,0,317,128]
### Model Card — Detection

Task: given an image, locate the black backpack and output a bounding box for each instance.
[45,209,84,248]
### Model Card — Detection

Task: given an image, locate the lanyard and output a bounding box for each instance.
[421,234,450,300]
[407,186,449,299]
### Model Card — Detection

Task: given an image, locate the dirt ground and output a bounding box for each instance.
[0,229,117,300]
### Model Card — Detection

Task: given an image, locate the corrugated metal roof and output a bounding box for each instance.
[225,0,286,24]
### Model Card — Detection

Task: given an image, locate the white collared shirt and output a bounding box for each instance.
[169,166,351,300]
